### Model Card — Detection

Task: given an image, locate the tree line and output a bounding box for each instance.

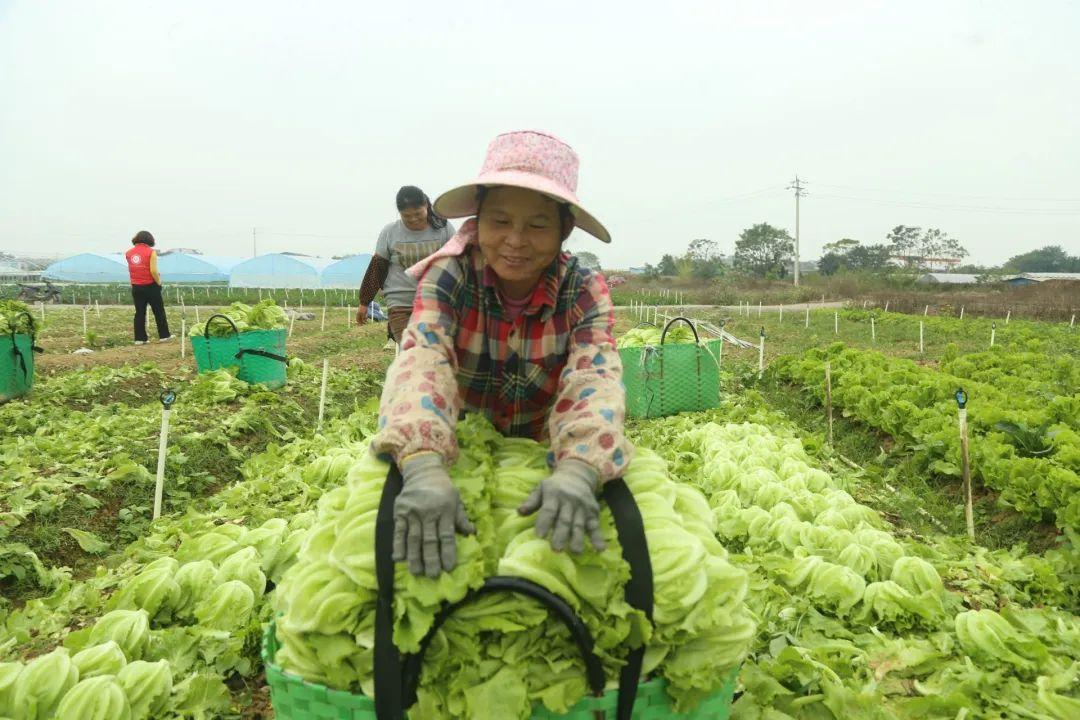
[606,223,1077,279]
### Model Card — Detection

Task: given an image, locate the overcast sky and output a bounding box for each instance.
[2,0,1078,268]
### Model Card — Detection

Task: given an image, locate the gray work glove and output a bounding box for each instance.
[393,453,476,578]
[517,459,606,554]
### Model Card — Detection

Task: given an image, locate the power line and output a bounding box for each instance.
[812,192,1080,216]
[812,182,1080,204]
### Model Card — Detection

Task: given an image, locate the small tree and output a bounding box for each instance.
[733,223,794,278]
[818,252,844,276]
[657,254,678,276]
[574,250,602,271]
[886,225,922,266]
[1005,245,1080,273]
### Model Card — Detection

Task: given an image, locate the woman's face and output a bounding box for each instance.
[477,186,563,299]
[400,204,428,231]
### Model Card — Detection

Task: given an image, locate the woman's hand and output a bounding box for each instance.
[355,304,368,325]
[518,460,606,554]
[394,453,475,577]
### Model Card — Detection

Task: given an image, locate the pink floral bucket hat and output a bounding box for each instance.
[433,130,611,243]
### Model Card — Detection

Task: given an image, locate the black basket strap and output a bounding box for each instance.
[660,316,701,344]
[401,576,606,707]
[203,314,241,358]
[373,466,653,720]
[603,478,654,720]
[236,348,288,363]
[204,313,239,338]
[374,464,404,720]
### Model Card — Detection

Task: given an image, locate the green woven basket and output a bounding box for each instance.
[192,314,287,389]
[262,622,736,720]
[620,318,722,419]
[1,333,36,402]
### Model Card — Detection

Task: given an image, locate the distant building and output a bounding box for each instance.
[916,273,980,285]
[1004,272,1080,287]
[0,264,43,281]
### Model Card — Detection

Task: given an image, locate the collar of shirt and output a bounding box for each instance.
[476,251,564,322]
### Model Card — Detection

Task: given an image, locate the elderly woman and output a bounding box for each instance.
[372,130,631,578]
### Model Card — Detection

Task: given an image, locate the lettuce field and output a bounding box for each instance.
[1,300,1077,719]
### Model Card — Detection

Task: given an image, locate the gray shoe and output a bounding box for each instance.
[134,340,148,346]
[158,335,174,342]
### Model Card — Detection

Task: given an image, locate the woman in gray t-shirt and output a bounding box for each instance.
[357,186,455,342]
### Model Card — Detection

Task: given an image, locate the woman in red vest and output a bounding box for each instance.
[125,230,172,344]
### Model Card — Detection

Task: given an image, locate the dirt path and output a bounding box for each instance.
[36,323,392,375]
[621,302,847,312]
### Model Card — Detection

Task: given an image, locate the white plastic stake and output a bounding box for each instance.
[919,321,925,354]
[1071,314,1076,328]
[871,316,876,342]
[39,302,45,322]
[82,306,88,336]
[957,393,975,541]
[1005,310,1011,324]
[94,300,100,317]
[805,306,810,328]
[990,322,996,347]
[321,305,327,331]
[717,333,724,368]
[180,296,186,316]
[924,305,929,316]
[825,360,834,445]
[834,312,838,335]
[152,401,172,520]
[757,327,765,378]
[884,300,889,313]
[259,288,263,301]
[862,300,867,309]
[779,304,784,324]
[317,358,329,431]
[960,306,965,320]
[181,318,186,358]
[206,286,210,297]
[289,315,296,338]
[194,306,200,324]
[758,301,762,318]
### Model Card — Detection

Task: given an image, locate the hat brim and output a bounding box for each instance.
[433,170,611,243]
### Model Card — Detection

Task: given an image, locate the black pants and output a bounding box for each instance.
[132,284,170,342]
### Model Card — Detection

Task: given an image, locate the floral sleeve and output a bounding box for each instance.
[547,272,633,482]
[369,257,464,466]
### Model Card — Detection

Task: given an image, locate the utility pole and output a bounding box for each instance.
[787,176,807,285]
[252,228,257,258]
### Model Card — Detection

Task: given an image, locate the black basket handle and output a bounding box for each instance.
[660,316,701,345]
[204,313,239,338]
[374,466,653,720]
[401,576,607,705]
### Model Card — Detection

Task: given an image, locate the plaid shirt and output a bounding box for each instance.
[371,242,631,480]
